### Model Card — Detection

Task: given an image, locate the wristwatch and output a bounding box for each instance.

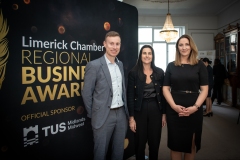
[193,104,200,110]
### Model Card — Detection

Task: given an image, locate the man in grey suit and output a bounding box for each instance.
[82,31,129,160]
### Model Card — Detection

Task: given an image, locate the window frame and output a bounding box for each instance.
[138,26,185,71]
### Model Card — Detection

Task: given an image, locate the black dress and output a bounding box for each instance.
[163,61,208,153]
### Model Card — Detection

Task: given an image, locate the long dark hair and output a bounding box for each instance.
[132,45,160,80]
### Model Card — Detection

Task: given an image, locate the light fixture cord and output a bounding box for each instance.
[168,0,169,13]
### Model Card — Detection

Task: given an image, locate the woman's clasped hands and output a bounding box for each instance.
[174,105,198,117]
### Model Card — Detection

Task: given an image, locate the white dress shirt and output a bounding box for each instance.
[104,54,124,109]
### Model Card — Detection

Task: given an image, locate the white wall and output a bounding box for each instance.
[139,15,218,50]
[138,1,240,51]
[218,0,240,32]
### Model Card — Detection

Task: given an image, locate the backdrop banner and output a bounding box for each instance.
[0,0,138,159]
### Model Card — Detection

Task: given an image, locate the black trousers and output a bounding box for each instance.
[211,82,223,104]
[134,97,163,160]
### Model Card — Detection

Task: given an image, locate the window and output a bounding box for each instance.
[138,26,185,71]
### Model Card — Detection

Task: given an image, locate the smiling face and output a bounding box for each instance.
[103,36,121,58]
[178,37,191,58]
[141,47,152,65]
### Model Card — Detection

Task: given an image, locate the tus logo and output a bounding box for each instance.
[23,122,66,147]
[23,125,39,147]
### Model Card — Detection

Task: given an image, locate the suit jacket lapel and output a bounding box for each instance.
[116,61,123,76]
[100,56,112,90]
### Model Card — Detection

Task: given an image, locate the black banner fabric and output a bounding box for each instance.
[0,0,138,159]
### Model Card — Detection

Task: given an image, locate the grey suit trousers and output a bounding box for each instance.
[92,107,127,160]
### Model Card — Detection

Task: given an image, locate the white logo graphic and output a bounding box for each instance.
[23,125,39,147]
[23,118,85,147]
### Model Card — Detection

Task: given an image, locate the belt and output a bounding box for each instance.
[110,106,122,110]
[171,90,199,94]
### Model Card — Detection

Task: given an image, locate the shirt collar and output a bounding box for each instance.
[104,54,119,64]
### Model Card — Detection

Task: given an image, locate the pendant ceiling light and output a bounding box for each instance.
[159,0,178,43]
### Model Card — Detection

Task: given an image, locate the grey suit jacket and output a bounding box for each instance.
[81,55,129,129]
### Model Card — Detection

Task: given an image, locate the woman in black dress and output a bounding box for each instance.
[202,57,214,117]
[127,45,166,160]
[163,35,208,160]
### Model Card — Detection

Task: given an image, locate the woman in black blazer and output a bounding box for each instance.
[127,45,166,160]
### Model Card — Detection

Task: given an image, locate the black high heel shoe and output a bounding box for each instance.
[209,112,213,117]
[203,112,210,117]
[203,112,213,117]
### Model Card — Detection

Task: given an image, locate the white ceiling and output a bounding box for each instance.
[121,0,239,16]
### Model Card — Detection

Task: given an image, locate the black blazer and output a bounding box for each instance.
[127,67,166,116]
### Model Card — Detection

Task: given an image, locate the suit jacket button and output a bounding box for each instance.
[134,86,136,88]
